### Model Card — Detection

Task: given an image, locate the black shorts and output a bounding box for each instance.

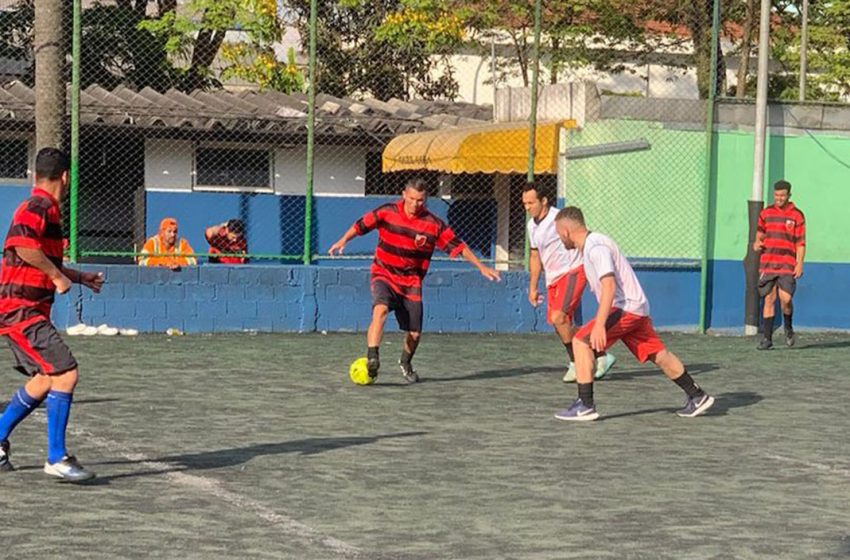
[371,279,423,333]
[3,319,78,376]
[758,274,797,297]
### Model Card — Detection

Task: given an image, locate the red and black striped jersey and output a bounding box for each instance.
[0,188,64,328]
[354,200,466,301]
[757,202,805,276]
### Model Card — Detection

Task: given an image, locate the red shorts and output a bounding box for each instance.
[547,266,586,324]
[575,309,666,363]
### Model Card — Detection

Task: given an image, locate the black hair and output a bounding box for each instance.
[405,177,429,193]
[522,181,554,205]
[35,147,70,180]
[226,219,245,235]
[774,180,791,192]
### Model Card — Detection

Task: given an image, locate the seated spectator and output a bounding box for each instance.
[138,217,197,269]
[205,219,248,264]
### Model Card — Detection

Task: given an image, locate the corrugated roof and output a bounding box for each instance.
[0,82,493,139]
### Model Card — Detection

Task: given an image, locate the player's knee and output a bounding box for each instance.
[549,310,569,327]
[573,337,590,350]
[408,331,422,342]
[50,368,79,392]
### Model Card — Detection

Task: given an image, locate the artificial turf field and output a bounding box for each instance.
[1,331,849,559]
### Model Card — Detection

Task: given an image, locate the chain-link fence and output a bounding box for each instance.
[0,0,837,272]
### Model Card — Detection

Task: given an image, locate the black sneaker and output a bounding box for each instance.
[0,440,13,472]
[399,360,420,383]
[757,337,773,351]
[785,330,796,347]
[367,356,380,379]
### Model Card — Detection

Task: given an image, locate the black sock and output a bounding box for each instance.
[564,342,575,362]
[400,350,414,365]
[593,349,604,359]
[578,382,594,408]
[784,313,793,333]
[673,370,704,399]
[763,316,774,340]
[367,346,379,360]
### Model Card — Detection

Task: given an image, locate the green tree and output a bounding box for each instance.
[284,0,463,100]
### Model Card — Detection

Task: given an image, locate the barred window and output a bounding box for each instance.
[195,146,272,191]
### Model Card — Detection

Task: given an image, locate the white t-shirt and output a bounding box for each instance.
[582,232,650,316]
[527,206,582,286]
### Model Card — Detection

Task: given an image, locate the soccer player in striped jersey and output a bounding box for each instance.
[753,180,806,350]
[329,178,501,383]
[522,182,615,382]
[552,207,715,421]
[0,148,104,481]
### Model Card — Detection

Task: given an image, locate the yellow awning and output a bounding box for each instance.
[382,120,577,175]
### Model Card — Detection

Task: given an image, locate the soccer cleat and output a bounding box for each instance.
[594,353,617,380]
[757,337,773,351]
[399,360,420,383]
[562,362,577,383]
[44,455,96,482]
[785,330,796,347]
[676,393,715,418]
[0,440,13,472]
[367,356,380,379]
[554,398,599,422]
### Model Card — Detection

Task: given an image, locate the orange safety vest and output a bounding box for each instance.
[138,236,197,267]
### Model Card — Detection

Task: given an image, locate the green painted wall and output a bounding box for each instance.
[712,129,850,263]
[564,120,706,260]
[565,118,850,264]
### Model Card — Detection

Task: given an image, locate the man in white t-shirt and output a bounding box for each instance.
[552,206,715,422]
[522,183,616,382]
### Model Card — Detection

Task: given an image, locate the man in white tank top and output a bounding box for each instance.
[552,206,715,422]
[522,183,616,382]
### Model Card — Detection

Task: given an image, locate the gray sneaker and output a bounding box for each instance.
[44,455,96,482]
[0,440,13,472]
[399,360,420,383]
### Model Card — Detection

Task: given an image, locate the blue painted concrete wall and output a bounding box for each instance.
[145,192,497,267]
[49,263,707,334]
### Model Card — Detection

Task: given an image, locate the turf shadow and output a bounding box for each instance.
[90,431,428,482]
[798,339,850,350]
[599,391,762,421]
[420,366,564,383]
[596,362,720,382]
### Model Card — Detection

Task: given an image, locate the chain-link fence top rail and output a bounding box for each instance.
[0,0,828,267]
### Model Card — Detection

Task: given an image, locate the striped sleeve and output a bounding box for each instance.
[757,210,766,234]
[5,200,48,250]
[354,205,387,235]
[435,223,466,258]
[795,210,806,247]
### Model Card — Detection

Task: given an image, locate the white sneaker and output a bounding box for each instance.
[66,323,88,336]
[96,324,119,336]
[594,353,617,380]
[562,362,577,383]
[44,455,96,482]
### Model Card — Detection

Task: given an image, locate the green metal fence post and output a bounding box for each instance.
[524,0,543,271]
[699,0,721,333]
[303,0,319,265]
[69,0,81,263]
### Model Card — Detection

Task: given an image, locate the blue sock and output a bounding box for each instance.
[46,390,73,464]
[0,387,42,442]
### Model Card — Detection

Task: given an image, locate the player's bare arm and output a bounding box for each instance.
[329,225,359,255]
[528,248,542,306]
[591,274,617,352]
[795,245,806,278]
[205,223,224,242]
[62,267,104,293]
[460,246,501,282]
[753,231,766,251]
[15,247,71,294]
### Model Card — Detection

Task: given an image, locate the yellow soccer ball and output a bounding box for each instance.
[349,357,376,385]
